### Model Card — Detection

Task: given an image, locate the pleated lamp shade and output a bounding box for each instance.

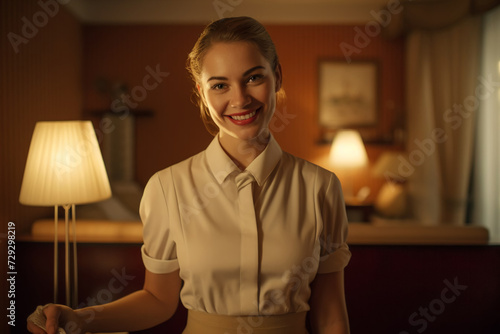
[20,121,111,206]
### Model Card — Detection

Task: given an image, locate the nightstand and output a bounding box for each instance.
[345,202,374,222]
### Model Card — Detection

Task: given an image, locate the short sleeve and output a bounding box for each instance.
[140,172,180,274]
[317,173,351,274]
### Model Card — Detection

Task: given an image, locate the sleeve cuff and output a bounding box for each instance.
[141,245,180,274]
[317,243,351,274]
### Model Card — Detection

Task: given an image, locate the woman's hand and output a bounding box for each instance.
[26,269,182,333]
[27,304,84,334]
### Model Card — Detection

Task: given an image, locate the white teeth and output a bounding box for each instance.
[230,110,256,121]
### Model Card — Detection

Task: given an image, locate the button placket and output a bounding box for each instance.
[235,171,259,314]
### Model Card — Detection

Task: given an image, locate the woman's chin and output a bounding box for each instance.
[237,127,270,142]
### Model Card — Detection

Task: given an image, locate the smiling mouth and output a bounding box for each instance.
[228,110,257,121]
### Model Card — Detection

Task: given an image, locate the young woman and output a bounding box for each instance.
[27,16,351,334]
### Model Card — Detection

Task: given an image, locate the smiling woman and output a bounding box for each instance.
[195,41,282,168]
[26,16,351,334]
[186,16,285,137]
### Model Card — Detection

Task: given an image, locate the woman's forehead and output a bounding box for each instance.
[201,42,270,76]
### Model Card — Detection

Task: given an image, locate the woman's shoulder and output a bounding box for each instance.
[279,151,342,196]
[151,150,207,181]
[281,150,338,180]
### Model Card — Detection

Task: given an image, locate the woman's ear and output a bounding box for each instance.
[274,63,283,93]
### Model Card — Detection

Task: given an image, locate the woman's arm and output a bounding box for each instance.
[27,269,182,334]
[309,270,350,334]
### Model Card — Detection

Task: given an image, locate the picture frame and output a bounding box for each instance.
[318,60,378,140]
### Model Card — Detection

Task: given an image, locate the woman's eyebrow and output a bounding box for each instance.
[207,75,227,83]
[206,66,265,83]
[243,65,265,76]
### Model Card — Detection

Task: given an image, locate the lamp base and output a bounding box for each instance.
[375,182,408,218]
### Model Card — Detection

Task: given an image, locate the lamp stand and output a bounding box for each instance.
[72,204,78,309]
[19,121,111,309]
[62,204,79,308]
[53,205,58,304]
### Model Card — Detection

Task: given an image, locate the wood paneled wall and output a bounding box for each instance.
[83,25,215,187]
[267,25,405,199]
[1,19,405,231]
[1,2,83,234]
[1,3,82,333]
[83,23,405,199]
[1,14,404,332]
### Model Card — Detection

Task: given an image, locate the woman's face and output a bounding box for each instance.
[197,41,282,144]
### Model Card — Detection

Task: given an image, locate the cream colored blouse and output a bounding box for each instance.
[140,135,351,316]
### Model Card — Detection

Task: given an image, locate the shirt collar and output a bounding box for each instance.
[206,134,283,186]
[245,135,282,186]
[206,136,240,185]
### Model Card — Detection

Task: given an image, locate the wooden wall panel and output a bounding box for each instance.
[0,2,83,234]
[1,15,404,333]
[1,19,404,231]
[1,3,82,333]
[83,23,405,200]
[82,25,214,187]
[266,24,406,200]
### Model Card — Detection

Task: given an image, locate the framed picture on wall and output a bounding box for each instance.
[318,60,378,135]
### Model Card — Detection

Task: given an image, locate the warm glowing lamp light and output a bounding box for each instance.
[20,121,111,307]
[329,130,369,202]
[329,130,368,168]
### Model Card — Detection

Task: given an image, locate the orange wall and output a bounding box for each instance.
[268,25,405,197]
[83,24,405,196]
[83,25,214,187]
[1,20,404,230]
[1,2,82,332]
[0,17,404,331]
[84,25,404,190]
[1,3,82,228]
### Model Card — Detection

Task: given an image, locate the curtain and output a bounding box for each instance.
[405,17,482,225]
[474,5,500,242]
[405,33,441,224]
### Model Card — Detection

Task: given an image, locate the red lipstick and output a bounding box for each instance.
[226,108,260,125]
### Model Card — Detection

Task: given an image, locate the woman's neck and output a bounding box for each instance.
[219,131,270,170]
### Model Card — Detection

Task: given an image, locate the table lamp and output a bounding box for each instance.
[372,151,408,218]
[19,120,111,307]
[329,129,369,203]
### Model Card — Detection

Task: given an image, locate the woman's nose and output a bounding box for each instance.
[230,86,251,108]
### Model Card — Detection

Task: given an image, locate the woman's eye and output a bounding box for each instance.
[211,83,226,90]
[247,74,263,83]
